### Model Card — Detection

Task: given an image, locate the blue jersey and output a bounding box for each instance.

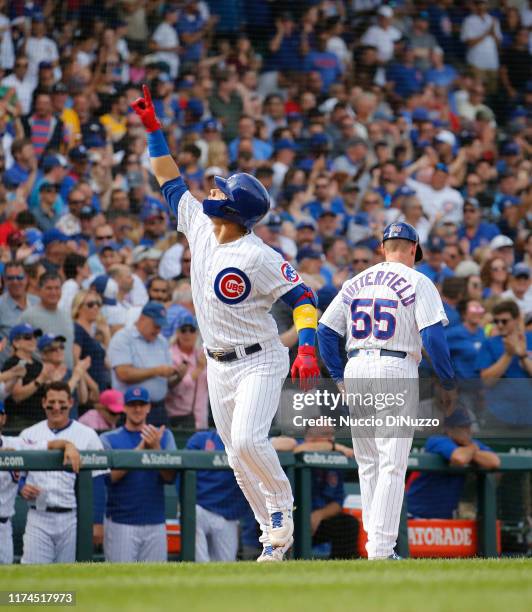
[100,426,177,525]
[311,468,344,511]
[446,324,484,379]
[476,332,532,379]
[184,431,249,521]
[407,435,491,518]
[443,302,461,329]
[457,223,500,253]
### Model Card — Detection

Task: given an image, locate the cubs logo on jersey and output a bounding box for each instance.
[281,262,300,283]
[214,267,252,305]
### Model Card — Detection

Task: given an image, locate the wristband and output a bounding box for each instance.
[147,130,170,158]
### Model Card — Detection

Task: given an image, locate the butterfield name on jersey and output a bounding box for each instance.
[342,268,416,307]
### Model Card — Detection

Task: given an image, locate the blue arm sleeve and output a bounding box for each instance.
[161,176,188,219]
[421,322,456,389]
[317,323,345,382]
[92,474,106,524]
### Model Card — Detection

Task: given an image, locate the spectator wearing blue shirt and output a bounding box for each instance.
[458,198,500,254]
[386,46,424,99]
[476,300,532,425]
[266,12,302,73]
[416,236,454,285]
[303,28,343,93]
[441,277,466,329]
[184,431,249,562]
[4,139,34,188]
[302,174,346,222]
[424,47,458,89]
[177,1,207,65]
[228,116,273,164]
[407,410,500,519]
[100,386,177,562]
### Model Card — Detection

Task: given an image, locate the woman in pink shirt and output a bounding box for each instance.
[79,389,124,431]
[165,313,208,429]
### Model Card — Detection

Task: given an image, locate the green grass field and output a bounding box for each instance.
[1,559,531,612]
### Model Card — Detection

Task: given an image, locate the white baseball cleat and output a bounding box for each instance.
[269,509,294,547]
[256,537,293,562]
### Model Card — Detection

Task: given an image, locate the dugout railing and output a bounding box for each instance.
[0,450,531,561]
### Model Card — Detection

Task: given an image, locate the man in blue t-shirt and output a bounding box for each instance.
[183,430,249,562]
[457,198,499,254]
[303,28,343,93]
[476,300,532,425]
[407,410,500,518]
[100,386,176,562]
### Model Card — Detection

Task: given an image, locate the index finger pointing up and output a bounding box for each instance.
[143,84,152,105]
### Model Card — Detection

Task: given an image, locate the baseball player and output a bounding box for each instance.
[132,85,320,559]
[0,400,80,564]
[18,381,105,564]
[100,386,176,563]
[317,222,456,559]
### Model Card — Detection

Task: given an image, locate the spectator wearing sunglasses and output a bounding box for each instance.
[33,181,62,232]
[0,262,39,365]
[476,300,532,426]
[165,313,208,429]
[1,324,48,424]
[72,290,111,393]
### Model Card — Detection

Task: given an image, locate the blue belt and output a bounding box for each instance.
[348,348,407,359]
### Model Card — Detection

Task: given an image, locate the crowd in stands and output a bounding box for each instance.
[0,0,530,435]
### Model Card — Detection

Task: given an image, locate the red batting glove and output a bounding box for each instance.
[131,85,161,132]
[291,345,320,391]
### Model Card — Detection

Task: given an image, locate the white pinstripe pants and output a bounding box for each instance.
[345,351,417,559]
[195,505,239,562]
[206,339,293,543]
[21,509,77,564]
[0,519,13,564]
[104,517,167,562]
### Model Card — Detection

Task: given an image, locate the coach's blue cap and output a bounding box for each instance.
[141,301,167,327]
[124,386,151,405]
[444,409,472,428]
[38,333,66,352]
[9,323,42,343]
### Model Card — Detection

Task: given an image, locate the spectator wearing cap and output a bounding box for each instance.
[130,246,162,307]
[1,55,34,116]
[72,289,111,392]
[150,5,180,79]
[407,163,464,225]
[100,386,177,563]
[480,254,510,299]
[28,155,67,212]
[440,277,466,329]
[296,248,326,292]
[21,91,66,158]
[489,234,515,268]
[20,272,75,369]
[87,224,117,275]
[90,274,119,323]
[271,140,296,194]
[165,313,208,430]
[59,253,90,316]
[79,389,124,431]
[55,187,88,237]
[317,210,341,241]
[461,0,502,93]
[0,262,39,359]
[228,116,273,164]
[385,43,425,100]
[408,12,438,72]
[4,138,36,188]
[501,264,532,317]
[32,182,62,232]
[40,228,69,275]
[303,175,346,222]
[1,324,46,423]
[108,302,181,426]
[65,146,89,191]
[457,198,500,255]
[476,300,532,425]
[254,213,296,261]
[407,409,499,519]
[496,196,522,244]
[360,6,402,64]
[38,333,93,411]
[416,236,454,285]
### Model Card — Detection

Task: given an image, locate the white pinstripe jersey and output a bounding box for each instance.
[20,420,104,509]
[320,261,448,362]
[174,191,304,349]
[0,436,46,517]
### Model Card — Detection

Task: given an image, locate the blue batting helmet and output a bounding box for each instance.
[382,222,423,262]
[202,173,270,230]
